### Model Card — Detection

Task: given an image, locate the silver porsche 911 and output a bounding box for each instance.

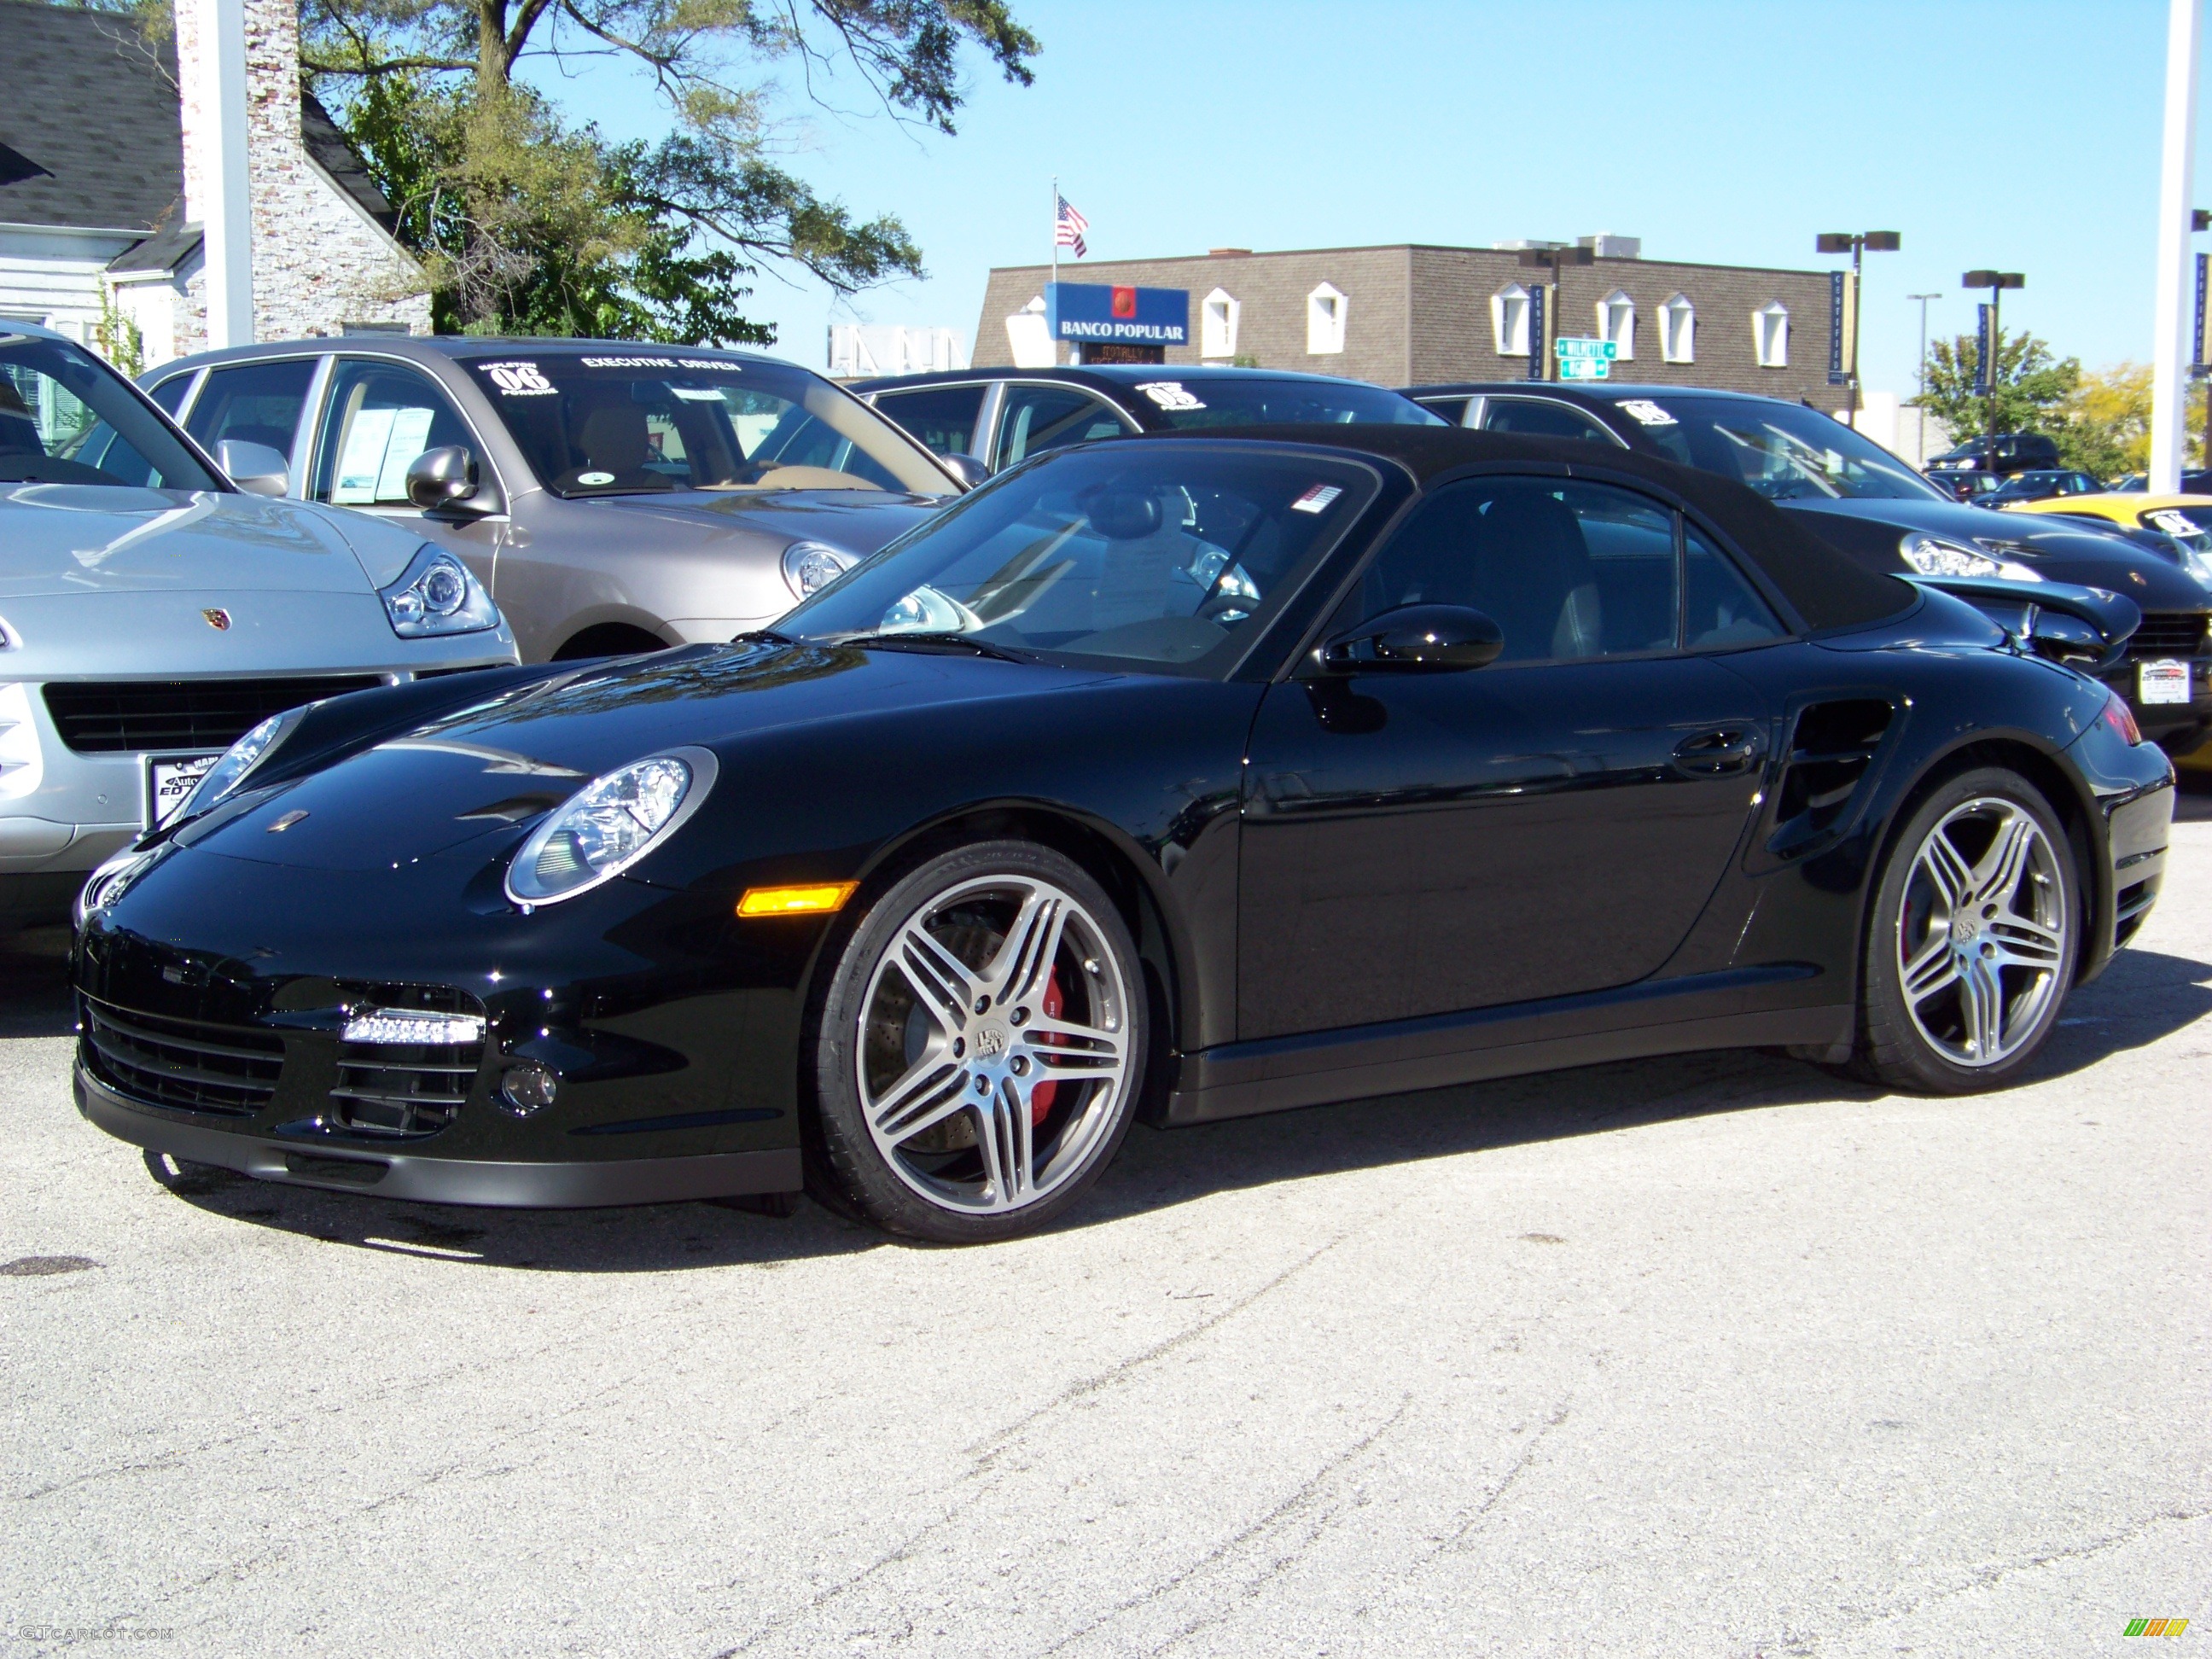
[1,322,518,928]
[143,338,966,664]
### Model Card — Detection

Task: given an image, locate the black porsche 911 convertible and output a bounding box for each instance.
[73,427,2174,1243]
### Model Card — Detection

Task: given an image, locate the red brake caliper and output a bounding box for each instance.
[1029,969,1063,1126]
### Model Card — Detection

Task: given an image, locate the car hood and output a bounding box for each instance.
[178,641,1115,872]
[579,488,949,558]
[1782,497,2212,611]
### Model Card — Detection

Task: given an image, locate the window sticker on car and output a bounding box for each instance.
[478,361,556,396]
[671,387,726,402]
[2148,509,2196,535]
[1290,484,1343,514]
[1615,399,1677,426]
[332,405,436,503]
[576,471,616,486]
[1136,381,1206,412]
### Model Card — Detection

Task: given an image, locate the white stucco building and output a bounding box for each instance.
[0,0,428,370]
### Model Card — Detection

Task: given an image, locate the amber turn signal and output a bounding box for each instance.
[737,881,859,917]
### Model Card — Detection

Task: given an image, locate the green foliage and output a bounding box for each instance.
[301,0,1038,342]
[1918,329,2079,442]
[93,288,144,377]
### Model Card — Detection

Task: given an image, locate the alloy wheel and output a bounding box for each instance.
[1895,795,2069,1068]
[855,873,1133,1214]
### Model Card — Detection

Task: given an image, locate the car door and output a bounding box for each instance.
[990,382,1135,470]
[1237,474,1784,1039]
[307,356,504,594]
[870,382,991,462]
[180,356,321,490]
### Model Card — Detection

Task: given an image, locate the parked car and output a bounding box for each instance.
[143,339,963,663]
[1397,381,2212,754]
[2110,471,2212,493]
[0,321,515,930]
[1978,469,2104,507]
[853,364,1442,474]
[1927,469,2010,503]
[1924,431,2064,480]
[75,425,2171,1241]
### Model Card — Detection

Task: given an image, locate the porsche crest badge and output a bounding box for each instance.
[202,608,232,631]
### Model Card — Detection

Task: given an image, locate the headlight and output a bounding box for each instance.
[73,844,163,930]
[505,747,719,907]
[381,543,499,637]
[176,707,304,820]
[781,540,856,600]
[1899,532,2042,583]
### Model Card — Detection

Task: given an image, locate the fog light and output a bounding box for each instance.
[499,1062,558,1115]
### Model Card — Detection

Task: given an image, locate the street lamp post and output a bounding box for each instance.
[1815,231,1900,426]
[1517,243,1593,381]
[1962,270,2025,448]
[1906,293,1941,401]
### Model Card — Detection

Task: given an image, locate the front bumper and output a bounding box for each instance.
[77,1065,799,1205]
[2095,655,2212,751]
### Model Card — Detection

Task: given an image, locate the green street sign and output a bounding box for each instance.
[1554,337,1618,360]
[1557,357,1610,381]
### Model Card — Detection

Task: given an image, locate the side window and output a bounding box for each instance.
[1683,524,1784,649]
[1480,398,1619,446]
[993,385,1127,469]
[872,385,987,457]
[1416,395,1471,426]
[184,358,317,463]
[147,374,194,416]
[1345,479,1680,664]
[311,359,474,506]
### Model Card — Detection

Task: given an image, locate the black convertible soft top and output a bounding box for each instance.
[1135,423,1918,635]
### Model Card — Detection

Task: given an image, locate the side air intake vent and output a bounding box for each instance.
[1768,699,1895,858]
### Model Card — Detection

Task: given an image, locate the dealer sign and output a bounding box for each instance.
[1047,282,1190,346]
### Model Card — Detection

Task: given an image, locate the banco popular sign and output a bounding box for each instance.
[1046,282,1190,346]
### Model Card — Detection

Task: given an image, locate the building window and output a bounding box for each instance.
[1753,301,1789,369]
[1660,293,1695,364]
[1597,290,1635,360]
[1307,283,1347,355]
[1202,288,1241,361]
[1492,283,1531,356]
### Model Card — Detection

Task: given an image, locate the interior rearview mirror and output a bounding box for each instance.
[214,439,288,498]
[1321,604,1505,672]
[405,445,485,512]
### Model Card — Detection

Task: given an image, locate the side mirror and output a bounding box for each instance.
[405,445,484,512]
[1321,604,1505,672]
[937,452,991,490]
[215,439,288,498]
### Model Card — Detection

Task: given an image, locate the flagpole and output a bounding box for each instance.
[1051,175,1060,364]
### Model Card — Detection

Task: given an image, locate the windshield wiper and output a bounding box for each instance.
[837,631,1031,662]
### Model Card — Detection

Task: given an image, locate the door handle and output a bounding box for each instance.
[1672,726,1763,777]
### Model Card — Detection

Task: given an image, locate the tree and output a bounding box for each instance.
[300,0,1039,340]
[2056,361,2154,481]
[1918,328,2079,443]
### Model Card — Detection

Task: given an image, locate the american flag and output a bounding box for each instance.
[1055,195,1089,259]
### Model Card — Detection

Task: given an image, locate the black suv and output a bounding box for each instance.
[1926,431,2063,479]
[1399,381,2212,753]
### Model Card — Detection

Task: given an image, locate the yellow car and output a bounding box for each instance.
[2005,492,2212,767]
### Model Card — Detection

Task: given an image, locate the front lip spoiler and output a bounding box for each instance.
[75,1067,800,1209]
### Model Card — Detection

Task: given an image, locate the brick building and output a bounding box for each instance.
[0,0,428,370]
[975,236,1845,404]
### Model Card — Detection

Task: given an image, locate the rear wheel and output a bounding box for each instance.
[1858,768,2078,1093]
[806,841,1145,1243]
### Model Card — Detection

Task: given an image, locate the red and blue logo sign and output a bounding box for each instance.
[1048,282,1189,346]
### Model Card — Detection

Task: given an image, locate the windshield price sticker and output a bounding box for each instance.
[1290,484,1343,515]
[2139,659,2192,705]
[2148,509,2197,536]
[1136,381,1206,412]
[479,361,555,396]
[1615,399,1678,426]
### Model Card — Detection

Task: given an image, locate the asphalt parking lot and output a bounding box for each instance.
[4,799,2209,1659]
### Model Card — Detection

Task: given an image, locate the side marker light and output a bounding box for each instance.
[738,882,859,918]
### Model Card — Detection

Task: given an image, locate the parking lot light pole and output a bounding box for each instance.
[1962,270,2024,448]
[1518,244,1593,380]
[1815,232,1900,427]
[1906,293,1941,401]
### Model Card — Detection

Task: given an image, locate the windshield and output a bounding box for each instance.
[0,333,220,490]
[1612,395,1944,502]
[1124,376,1446,430]
[782,445,1380,676]
[462,351,954,498]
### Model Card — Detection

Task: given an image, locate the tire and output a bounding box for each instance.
[1857,767,2080,1093]
[805,841,1147,1243]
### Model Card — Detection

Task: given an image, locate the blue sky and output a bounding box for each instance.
[538,0,2207,400]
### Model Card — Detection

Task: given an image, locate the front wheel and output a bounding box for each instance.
[806,841,1146,1243]
[1857,767,2079,1093]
